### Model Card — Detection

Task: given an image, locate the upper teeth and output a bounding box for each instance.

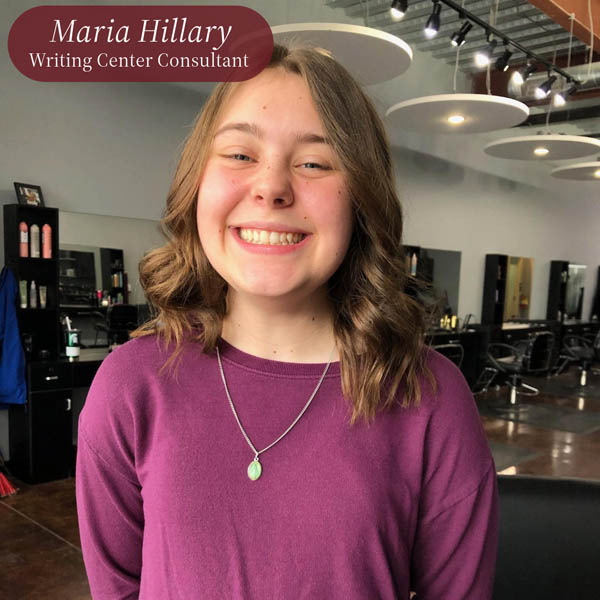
[239,228,305,245]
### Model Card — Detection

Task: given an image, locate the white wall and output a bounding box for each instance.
[395,145,600,323]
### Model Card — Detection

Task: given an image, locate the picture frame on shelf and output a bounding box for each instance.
[14,182,45,207]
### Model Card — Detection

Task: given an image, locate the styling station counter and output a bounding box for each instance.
[8,348,108,484]
[493,320,599,373]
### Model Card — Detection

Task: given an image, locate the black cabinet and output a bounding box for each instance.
[8,363,73,484]
[481,254,508,326]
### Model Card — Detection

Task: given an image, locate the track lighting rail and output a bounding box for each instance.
[433,0,581,85]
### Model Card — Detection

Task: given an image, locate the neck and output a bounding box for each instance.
[220,288,338,363]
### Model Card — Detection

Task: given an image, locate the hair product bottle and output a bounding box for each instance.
[410,252,418,277]
[30,280,37,308]
[19,222,29,257]
[42,224,52,258]
[19,280,28,308]
[30,224,40,258]
[39,285,47,309]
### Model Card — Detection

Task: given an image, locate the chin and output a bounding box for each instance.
[238,283,301,298]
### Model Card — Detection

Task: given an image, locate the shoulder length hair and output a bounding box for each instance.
[133,44,433,425]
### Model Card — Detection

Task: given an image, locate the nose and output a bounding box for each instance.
[250,160,294,208]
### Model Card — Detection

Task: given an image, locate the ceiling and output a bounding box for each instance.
[326,0,600,135]
[165,0,599,138]
[327,0,590,73]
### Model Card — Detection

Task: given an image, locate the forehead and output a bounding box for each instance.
[215,68,324,132]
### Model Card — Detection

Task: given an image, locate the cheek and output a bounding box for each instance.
[331,188,354,257]
[306,182,353,258]
[326,185,352,232]
[197,166,242,229]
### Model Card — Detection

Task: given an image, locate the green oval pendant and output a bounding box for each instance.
[247,459,262,481]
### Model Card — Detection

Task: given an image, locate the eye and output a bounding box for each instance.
[300,162,331,170]
[231,153,252,162]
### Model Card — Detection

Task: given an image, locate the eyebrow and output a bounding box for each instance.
[214,122,330,145]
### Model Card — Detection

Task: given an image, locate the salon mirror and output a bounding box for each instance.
[419,247,461,317]
[503,256,533,321]
[566,263,586,320]
[59,244,103,307]
[405,245,461,323]
[59,244,124,307]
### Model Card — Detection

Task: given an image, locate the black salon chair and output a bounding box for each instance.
[432,343,464,369]
[94,305,138,347]
[588,330,600,375]
[554,335,595,386]
[521,331,555,376]
[483,343,538,409]
[494,475,600,600]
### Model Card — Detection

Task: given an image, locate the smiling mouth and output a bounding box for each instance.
[237,227,307,246]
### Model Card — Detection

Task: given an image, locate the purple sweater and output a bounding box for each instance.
[76,335,498,599]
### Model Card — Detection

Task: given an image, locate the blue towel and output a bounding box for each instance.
[0,266,26,407]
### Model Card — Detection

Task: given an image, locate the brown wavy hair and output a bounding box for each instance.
[132,44,434,425]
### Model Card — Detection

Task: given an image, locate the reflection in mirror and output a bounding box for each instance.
[503,256,533,321]
[405,246,461,327]
[566,264,586,320]
[419,248,461,318]
[59,244,103,307]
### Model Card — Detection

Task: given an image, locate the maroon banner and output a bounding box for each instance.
[8,5,273,82]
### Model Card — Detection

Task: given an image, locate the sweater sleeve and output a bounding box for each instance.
[410,355,499,599]
[75,348,144,600]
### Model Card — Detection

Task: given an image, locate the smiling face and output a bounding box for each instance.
[196,67,353,304]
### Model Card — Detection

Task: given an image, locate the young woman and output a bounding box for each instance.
[76,44,498,599]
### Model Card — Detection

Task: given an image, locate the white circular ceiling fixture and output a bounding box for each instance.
[271,23,412,85]
[484,135,600,160]
[551,161,600,181]
[385,93,529,134]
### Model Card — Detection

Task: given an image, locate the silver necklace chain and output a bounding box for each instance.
[216,344,335,464]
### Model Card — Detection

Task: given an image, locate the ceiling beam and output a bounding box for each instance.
[527,0,600,52]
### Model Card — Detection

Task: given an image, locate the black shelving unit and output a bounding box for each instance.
[481,254,508,326]
[3,204,60,360]
[591,266,600,322]
[546,260,569,322]
[4,203,72,483]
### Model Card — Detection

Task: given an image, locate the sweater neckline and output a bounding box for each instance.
[217,336,341,378]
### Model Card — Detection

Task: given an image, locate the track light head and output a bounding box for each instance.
[553,83,578,107]
[535,74,557,100]
[450,21,472,47]
[390,0,408,20]
[495,46,513,72]
[424,1,442,40]
[474,37,497,68]
[511,62,537,86]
